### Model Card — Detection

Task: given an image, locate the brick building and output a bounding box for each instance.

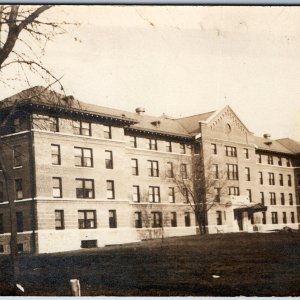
[0,86,299,253]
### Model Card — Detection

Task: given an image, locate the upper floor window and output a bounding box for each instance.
[270,192,276,205]
[0,214,3,234]
[13,118,21,133]
[225,146,237,157]
[52,177,62,198]
[212,164,219,179]
[148,138,157,150]
[166,141,172,152]
[109,210,117,228]
[271,212,278,224]
[73,121,91,136]
[268,172,275,185]
[216,211,222,225]
[183,188,189,203]
[180,143,186,154]
[286,158,291,167]
[13,145,22,167]
[75,147,93,167]
[297,174,300,186]
[55,210,65,230]
[291,212,295,223]
[152,211,162,228]
[78,210,96,229]
[130,136,137,148]
[280,193,285,205]
[105,150,113,169]
[259,171,263,184]
[260,192,264,205]
[246,189,252,202]
[166,162,174,178]
[103,125,112,139]
[229,186,239,196]
[132,185,140,202]
[170,212,177,227]
[131,159,139,176]
[16,211,23,232]
[168,187,175,203]
[0,182,3,203]
[211,143,217,155]
[15,179,23,200]
[214,188,221,202]
[50,117,59,132]
[278,157,282,166]
[287,175,292,187]
[257,153,262,163]
[135,212,142,228]
[51,144,61,165]
[289,193,293,205]
[227,164,238,180]
[245,167,250,181]
[76,179,94,199]
[106,180,115,199]
[282,212,287,224]
[243,148,249,159]
[180,163,188,179]
[149,186,160,203]
[184,212,191,227]
[267,155,273,165]
[262,211,266,224]
[279,174,283,186]
[148,160,159,177]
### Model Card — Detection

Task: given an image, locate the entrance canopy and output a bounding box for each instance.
[234,203,267,214]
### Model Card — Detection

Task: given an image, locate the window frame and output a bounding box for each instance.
[151,211,162,228]
[78,210,97,229]
[13,145,22,168]
[109,210,117,228]
[15,179,23,200]
[103,125,112,139]
[105,150,113,169]
[149,186,160,203]
[55,210,65,230]
[73,120,92,136]
[131,158,139,176]
[225,146,237,157]
[76,179,95,199]
[148,160,159,177]
[148,138,158,150]
[74,147,93,168]
[132,185,140,202]
[52,177,62,198]
[51,144,61,165]
[106,180,115,199]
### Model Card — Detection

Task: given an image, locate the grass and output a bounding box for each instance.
[1,232,300,296]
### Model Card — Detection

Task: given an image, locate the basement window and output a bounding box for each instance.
[81,240,98,248]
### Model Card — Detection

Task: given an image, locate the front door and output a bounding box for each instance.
[236,212,243,231]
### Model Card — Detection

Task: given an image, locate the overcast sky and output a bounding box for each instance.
[1,6,300,140]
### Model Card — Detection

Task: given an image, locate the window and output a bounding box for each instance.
[170,212,177,227]
[271,212,278,224]
[16,212,23,232]
[76,179,94,199]
[109,210,117,228]
[52,177,62,198]
[257,154,262,163]
[270,192,276,205]
[245,167,250,181]
[291,212,295,223]
[180,163,188,179]
[149,186,160,203]
[214,188,221,202]
[184,212,191,227]
[163,162,173,179]
[50,117,59,132]
[268,173,275,185]
[180,143,186,154]
[212,164,219,179]
[105,150,113,169]
[73,121,91,136]
[132,185,140,202]
[262,212,266,224]
[227,164,238,180]
[131,159,139,175]
[211,143,217,154]
[243,148,249,159]
[152,212,162,228]
[289,193,293,205]
[0,182,3,203]
[15,179,23,200]
[194,143,200,154]
[282,212,287,224]
[75,147,93,167]
[51,144,61,165]
[17,244,23,253]
[168,187,175,203]
[0,245,3,253]
[225,146,237,157]
[280,193,285,205]
[246,189,252,202]
[13,118,21,133]
[148,138,157,150]
[216,211,222,225]
[259,172,263,184]
[278,157,282,166]
[260,192,265,205]
[183,188,189,203]
[78,210,96,229]
[287,175,292,187]
[106,180,115,199]
[148,160,159,177]
[55,210,64,230]
[297,174,300,186]
[103,125,112,139]
[229,186,239,196]
[13,145,22,167]
[130,136,137,148]
[0,214,3,234]
[267,155,273,165]
[134,212,142,228]
[279,174,283,186]
[166,141,172,152]
[287,158,291,167]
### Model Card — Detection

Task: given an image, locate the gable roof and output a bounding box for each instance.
[276,138,300,154]
[253,136,293,154]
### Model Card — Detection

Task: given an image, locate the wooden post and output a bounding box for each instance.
[70,279,81,296]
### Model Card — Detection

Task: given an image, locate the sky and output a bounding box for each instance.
[1,5,300,140]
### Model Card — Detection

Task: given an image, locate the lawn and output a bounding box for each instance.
[1,232,300,296]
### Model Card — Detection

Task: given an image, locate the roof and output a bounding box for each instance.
[276,138,300,154]
[176,111,216,134]
[253,136,293,154]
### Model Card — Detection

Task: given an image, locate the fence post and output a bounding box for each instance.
[70,279,81,296]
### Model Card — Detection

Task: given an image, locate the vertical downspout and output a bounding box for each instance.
[28,113,37,254]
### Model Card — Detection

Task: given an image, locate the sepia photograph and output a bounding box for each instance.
[0,3,300,296]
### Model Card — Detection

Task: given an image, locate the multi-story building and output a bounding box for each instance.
[0,86,299,254]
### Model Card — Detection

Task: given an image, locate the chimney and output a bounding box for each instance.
[135,107,145,115]
[263,133,272,146]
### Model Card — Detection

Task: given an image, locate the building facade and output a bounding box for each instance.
[0,87,299,254]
